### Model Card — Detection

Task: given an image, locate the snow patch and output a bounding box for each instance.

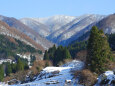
[95,71,115,86]
[17,54,31,66]
[0,59,12,64]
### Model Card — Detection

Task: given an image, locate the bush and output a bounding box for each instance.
[75,50,87,62]
[4,70,28,84]
[74,69,97,86]
[104,59,115,70]
[30,60,52,75]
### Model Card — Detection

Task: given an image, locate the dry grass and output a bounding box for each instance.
[4,70,28,84]
[30,60,53,75]
[74,69,97,86]
[4,60,53,84]
[75,50,87,62]
[58,59,73,66]
[105,59,115,70]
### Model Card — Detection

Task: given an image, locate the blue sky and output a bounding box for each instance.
[0,0,115,19]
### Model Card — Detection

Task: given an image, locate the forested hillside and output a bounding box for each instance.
[0,34,43,82]
[0,34,42,60]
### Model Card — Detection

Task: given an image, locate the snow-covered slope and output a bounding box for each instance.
[96,14,115,34]
[0,60,84,86]
[0,59,12,64]
[47,14,105,45]
[95,71,115,86]
[0,15,53,50]
[20,14,105,46]
[0,20,44,50]
[20,18,50,37]
[20,15,76,37]
[31,15,76,32]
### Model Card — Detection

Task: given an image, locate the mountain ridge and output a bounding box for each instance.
[0,15,53,49]
[20,14,105,46]
[0,20,44,51]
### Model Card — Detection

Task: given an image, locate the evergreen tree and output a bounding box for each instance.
[6,63,12,76]
[11,63,17,73]
[51,44,56,53]
[48,44,56,60]
[44,50,49,60]
[16,59,24,71]
[0,65,4,81]
[53,46,64,65]
[87,26,112,73]
[108,33,115,51]
[63,47,71,59]
[68,41,88,58]
[53,46,71,66]
[44,45,71,66]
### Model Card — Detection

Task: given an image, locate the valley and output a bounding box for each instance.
[0,13,115,86]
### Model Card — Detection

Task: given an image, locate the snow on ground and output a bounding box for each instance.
[0,60,84,86]
[0,82,8,86]
[17,54,31,65]
[95,71,115,86]
[0,59,12,64]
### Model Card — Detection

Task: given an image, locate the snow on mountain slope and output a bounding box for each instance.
[20,14,105,46]
[20,18,50,37]
[23,15,76,33]
[0,14,106,47]
[0,15,53,49]
[0,20,44,50]
[96,14,115,34]
[0,60,84,86]
[47,14,92,41]
[47,14,105,45]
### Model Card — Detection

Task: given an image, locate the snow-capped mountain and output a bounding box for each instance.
[20,14,105,46]
[20,15,76,37]
[20,18,50,37]
[47,14,105,45]
[96,13,115,34]
[0,15,53,49]
[30,15,76,32]
[68,13,115,43]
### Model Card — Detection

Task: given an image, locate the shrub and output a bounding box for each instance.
[30,60,52,75]
[75,50,87,62]
[74,69,97,86]
[4,70,28,84]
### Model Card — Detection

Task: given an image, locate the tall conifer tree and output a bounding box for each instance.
[6,63,12,76]
[87,26,112,73]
